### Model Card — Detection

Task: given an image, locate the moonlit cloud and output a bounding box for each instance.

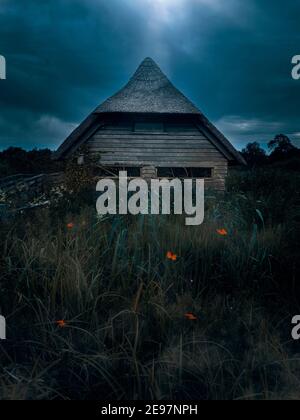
[217,116,283,134]
[216,116,300,150]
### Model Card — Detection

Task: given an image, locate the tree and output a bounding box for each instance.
[241,142,268,167]
[0,147,63,178]
[268,134,297,161]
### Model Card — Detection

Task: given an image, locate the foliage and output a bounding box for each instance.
[64,148,101,193]
[0,167,299,400]
[241,142,268,167]
[0,147,63,178]
[268,134,299,162]
[241,135,299,167]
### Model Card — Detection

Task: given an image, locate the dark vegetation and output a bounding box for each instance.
[0,135,299,400]
[0,147,63,177]
[241,134,300,168]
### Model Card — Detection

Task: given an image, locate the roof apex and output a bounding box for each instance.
[94,57,201,115]
[131,57,166,80]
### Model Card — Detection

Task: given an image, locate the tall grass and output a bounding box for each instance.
[0,168,299,400]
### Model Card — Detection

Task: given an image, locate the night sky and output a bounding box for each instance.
[0,0,299,151]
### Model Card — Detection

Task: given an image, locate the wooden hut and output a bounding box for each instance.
[55,57,245,190]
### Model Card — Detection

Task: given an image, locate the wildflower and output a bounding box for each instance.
[217,228,228,236]
[56,320,67,328]
[184,312,197,321]
[67,222,74,230]
[166,251,178,261]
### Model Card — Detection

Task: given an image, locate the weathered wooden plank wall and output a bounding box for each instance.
[87,116,228,191]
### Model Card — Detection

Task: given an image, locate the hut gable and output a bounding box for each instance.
[55,57,246,190]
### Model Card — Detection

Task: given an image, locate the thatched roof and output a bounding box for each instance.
[95,57,200,115]
[55,57,246,165]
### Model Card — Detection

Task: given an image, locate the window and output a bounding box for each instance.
[98,167,140,177]
[157,167,212,178]
[134,122,164,133]
[164,123,198,133]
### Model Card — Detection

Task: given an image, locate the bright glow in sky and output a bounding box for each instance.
[147,0,222,23]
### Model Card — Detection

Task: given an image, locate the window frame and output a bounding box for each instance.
[133,122,165,133]
[97,166,141,178]
[157,167,214,179]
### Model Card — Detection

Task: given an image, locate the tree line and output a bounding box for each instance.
[0,148,63,178]
[241,134,299,168]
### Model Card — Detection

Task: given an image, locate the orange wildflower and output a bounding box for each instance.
[166,251,178,261]
[184,312,197,321]
[217,228,228,236]
[56,320,67,328]
[67,222,74,230]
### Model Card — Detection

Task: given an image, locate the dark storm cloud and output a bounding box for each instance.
[0,0,299,151]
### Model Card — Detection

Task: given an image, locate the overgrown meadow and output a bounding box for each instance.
[0,168,300,400]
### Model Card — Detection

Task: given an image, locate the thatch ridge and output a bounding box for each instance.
[95,57,201,115]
